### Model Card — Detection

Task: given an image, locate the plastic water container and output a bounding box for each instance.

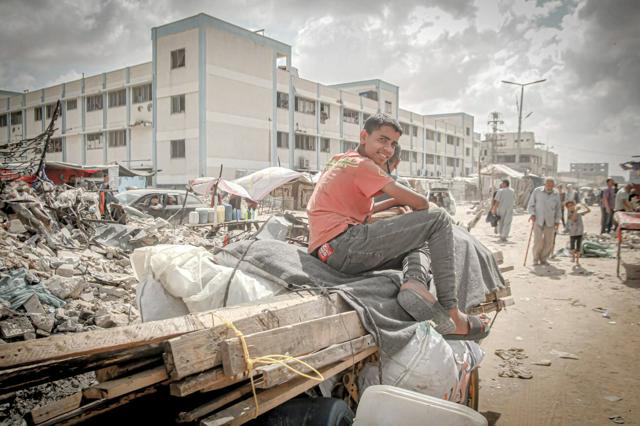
[188,211,199,225]
[353,385,487,426]
[207,208,217,224]
[216,205,226,224]
[224,204,232,222]
[195,208,208,224]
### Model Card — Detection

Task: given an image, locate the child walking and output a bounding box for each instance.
[565,200,590,267]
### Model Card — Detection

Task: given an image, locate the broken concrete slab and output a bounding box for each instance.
[23,294,55,333]
[45,276,86,300]
[6,219,27,234]
[55,264,76,278]
[0,317,35,339]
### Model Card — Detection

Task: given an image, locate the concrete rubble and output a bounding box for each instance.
[0,179,243,423]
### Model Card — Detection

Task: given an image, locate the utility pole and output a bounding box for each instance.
[501,79,546,165]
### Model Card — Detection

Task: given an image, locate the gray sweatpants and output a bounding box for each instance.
[324,208,458,309]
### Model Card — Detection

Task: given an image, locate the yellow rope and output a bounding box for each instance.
[210,312,325,419]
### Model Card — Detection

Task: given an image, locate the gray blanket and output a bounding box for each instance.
[213,219,505,356]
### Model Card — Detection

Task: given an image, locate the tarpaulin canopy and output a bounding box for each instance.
[46,161,155,178]
[191,167,305,201]
[480,164,525,179]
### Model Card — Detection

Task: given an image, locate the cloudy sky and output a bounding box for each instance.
[1,0,638,174]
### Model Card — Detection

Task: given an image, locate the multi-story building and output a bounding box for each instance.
[569,163,609,184]
[0,13,477,186]
[481,131,558,176]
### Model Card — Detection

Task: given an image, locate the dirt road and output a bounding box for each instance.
[464,207,640,425]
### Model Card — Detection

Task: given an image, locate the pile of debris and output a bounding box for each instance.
[0,180,226,344]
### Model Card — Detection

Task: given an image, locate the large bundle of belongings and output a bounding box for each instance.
[0,212,512,425]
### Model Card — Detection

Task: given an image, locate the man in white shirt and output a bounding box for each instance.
[527,177,562,265]
[492,179,515,242]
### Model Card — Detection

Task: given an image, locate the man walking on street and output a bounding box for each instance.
[527,177,561,265]
[492,179,515,242]
[601,178,616,233]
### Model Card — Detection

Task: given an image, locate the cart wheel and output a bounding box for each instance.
[466,368,480,411]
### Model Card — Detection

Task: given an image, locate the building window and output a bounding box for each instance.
[320,102,330,123]
[400,123,410,135]
[295,134,315,151]
[465,147,470,156]
[46,137,62,153]
[11,111,22,125]
[171,48,186,69]
[447,157,456,167]
[276,131,288,148]
[277,92,289,109]
[384,101,392,114]
[400,150,410,162]
[425,129,435,140]
[171,95,185,114]
[426,154,435,164]
[295,97,315,115]
[170,139,185,158]
[359,90,378,101]
[412,126,418,137]
[466,127,470,136]
[86,133,103,150]
[363,113,371,123]
[132,84,152,103]
[46,104,56,119]
[446,134,454,145]
[436,132,441,142]
[320,138,330,153]
[86,94,103,112]
[34,107,43,122]
[108,129,126,147]
[108,89,126,108]
[66,98,77,110]
[343,141,358,152]
[0,114,6,127]
[436,156,441,165]
[343,109,359,124]
[456,137,460,147]
[497,155,516,163]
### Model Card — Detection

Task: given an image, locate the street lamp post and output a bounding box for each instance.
[501,79,546,165]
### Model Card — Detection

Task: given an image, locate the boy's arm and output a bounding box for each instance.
[380,181,429,211]
[372,197,401,213]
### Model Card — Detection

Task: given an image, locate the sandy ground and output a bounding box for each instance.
[458,206,640,425]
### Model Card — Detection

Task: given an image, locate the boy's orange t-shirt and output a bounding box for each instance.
[307,151,393,253]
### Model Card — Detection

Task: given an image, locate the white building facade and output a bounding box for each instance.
[0,14,478,186]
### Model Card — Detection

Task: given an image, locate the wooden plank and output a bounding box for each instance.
[27,392,82,425]
[484,286,512,303]
[0,345,163,395]
[468,296,515,315]
[0,292,323,369]
[492,250,504,265]
[95,357,161,383]
[177,383,254,423]
[499,265,515,273]
[164,293,349,380]
[256,334,376,389]
[38,386,159,426]
[169,368,246,397]
[221,311,366,377]
[83,365,168,400]
[201,346,378,426]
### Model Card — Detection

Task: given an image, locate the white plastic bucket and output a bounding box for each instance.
[188,211,199,225]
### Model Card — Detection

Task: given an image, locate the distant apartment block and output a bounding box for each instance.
[0,13,478,186]
[481,131,558,176]
[569,163,609,181]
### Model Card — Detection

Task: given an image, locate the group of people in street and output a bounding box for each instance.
[599,178,636,234]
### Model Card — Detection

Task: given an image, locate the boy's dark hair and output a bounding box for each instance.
[502,179,510,187]
[564,200,576,208]
[363,113,403,136]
